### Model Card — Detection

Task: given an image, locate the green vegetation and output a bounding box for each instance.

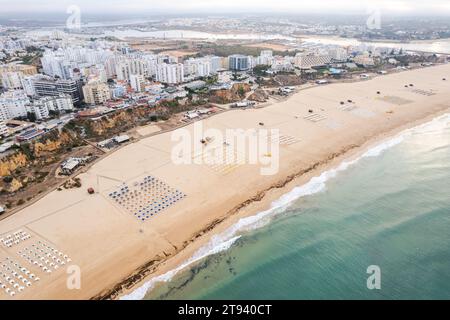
[238,85,246,97]
[26,112,37,123]
[159,100,180,108]
[253,65,270,76]
[19,143,35,160]
[73,177,82,188]
[195,43,299,58]
[37,129,59,143]
[35,171,49,183]
[197,44,261,57]
[204,75,218,85]
[3,176,13,184]
[49,110,61,118]
[21,55,35,65]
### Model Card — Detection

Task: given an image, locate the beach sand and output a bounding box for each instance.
[0,64,449,299]
[136,124,162,137]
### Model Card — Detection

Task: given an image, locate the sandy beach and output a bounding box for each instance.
[0,64,449,300]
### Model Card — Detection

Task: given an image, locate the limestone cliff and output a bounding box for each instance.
[0,153,28,177]
[76,106,159,138]
[209,83,251,104]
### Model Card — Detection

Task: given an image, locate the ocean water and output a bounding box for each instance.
[124,113,450,300]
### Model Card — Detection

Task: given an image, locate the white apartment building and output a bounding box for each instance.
[0,90,30,120]
[27,103,49,120]
[328,47,348,61]
[82,80,111,105]
[209,56,222,73]
[0,105,8,123]
[41,53,73,79]
[21,76,37,96]
[256,50,274,66]
[35,95,74,113]
[183,56,222,79]
[294,52,332,69]
[353,54,375,67]
[130,59,149,77]
[184,58,212,78]
[0,121,8,137]
[248,56,257,69]
[115,56,153,82]
[156,63,184,84]
[271,57,294,72]
[41,47,114,80]
[115,60,131,82]
[130,74,146,92]
[54,95,74,111]
[143,55,159,78]
[1,71,24,90]
[104,55,118,79]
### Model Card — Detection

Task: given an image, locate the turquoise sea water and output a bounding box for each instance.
[134,114,450,300]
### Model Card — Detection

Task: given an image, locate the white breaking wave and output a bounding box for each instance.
[121,113,450,300]
[120,235,241,300]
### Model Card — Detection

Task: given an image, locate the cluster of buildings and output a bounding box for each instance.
[0,58,78,140]
[225,45,378,74]
[36,45,229,110]
[0,29,426,145]
[0,74,77,120]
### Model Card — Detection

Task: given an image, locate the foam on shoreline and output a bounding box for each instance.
[121,112,450,300]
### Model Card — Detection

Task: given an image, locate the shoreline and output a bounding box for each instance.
[108,108,450,300]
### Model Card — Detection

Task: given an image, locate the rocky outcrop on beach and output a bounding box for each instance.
[209,83,252,104]
[72,105,166,139]
[248,89,269,102]
[274,74,303,86]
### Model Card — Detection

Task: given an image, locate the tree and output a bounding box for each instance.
[49,110,61,118]
[3,176,13,184]
[19,143,35,160]
[253,65,270,77]
[26,112,37,122]
[238,85,246,97]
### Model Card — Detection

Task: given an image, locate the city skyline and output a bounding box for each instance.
[1,0,450,15]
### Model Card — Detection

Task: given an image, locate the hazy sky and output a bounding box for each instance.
[1,0,450,15]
